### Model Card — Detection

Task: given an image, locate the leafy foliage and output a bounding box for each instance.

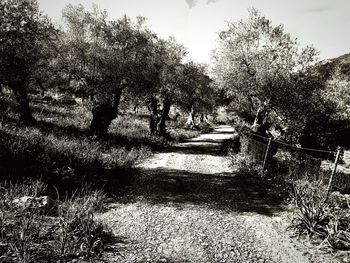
[212,8,323,141]
[0,0,56,123]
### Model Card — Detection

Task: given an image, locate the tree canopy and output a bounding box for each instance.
[0,0,54,123]
[212,8,323,141]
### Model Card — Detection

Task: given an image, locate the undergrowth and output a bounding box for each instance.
[228,135,262,172]
[0,93,155,193]
[0,180,112,263]
[228,133,350,252]
[290,178,350,250]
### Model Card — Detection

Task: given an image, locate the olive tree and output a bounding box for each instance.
[212,8,321,140]
[0,0,54,123]
[125,37,188,136]
[61,5,155,138]
[177,62,213,128]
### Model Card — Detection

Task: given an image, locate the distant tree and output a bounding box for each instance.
[61,5,155,138]
[176,62,213,128]
[146,38,187,136]
[125,37,188,136]
[212,8,321,140]
[0,0,54,123]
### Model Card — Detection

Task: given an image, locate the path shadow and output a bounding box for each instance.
[118,168,286,216]
[164,142,225,156]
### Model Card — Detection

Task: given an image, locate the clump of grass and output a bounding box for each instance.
[109,114,165,149]
[228,152,262,172]
[55,191,109,261]
[0,180,112,263]
[290,178,350,251]
[291,179,330,236]
[0,180,48,263]
[197,121,214,133]
[0,94,153,191]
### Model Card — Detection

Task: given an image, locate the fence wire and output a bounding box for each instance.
[240,133,350,193]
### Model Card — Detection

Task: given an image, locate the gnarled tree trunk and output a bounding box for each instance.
[185,105,195,129]
[251,106,270,136]
[200,113,208,123]
[11,81,36,124]
[147,97,158,134]
[89,90,122,139]
[157,97,171,137]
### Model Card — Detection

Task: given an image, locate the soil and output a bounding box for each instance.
[98,125,338,263]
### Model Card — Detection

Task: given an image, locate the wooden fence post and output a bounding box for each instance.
[262,137,272,171]
[326,148,341,200]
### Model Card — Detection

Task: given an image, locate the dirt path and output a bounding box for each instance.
[99,126,335,263]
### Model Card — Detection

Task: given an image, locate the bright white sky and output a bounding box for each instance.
[38,0,350,64]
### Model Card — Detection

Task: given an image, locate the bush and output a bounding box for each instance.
[325,211,350,250]
[0,125,151,190]
[55,192,109,261]
[197,122,214,133]
[291,179,330,235]
[168,128,201,142]
[290,178,350,251]
[0,180,49,262]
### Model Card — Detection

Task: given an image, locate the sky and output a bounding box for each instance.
[38,0,350,64]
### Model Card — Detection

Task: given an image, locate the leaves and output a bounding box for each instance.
[212,8,323,140]
[0,0,54,83]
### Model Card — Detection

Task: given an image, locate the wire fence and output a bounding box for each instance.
[240,133,350,193]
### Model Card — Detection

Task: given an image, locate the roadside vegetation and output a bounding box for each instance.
[214,8,350,258]
[2,0,350,261]
[0,1,215,261]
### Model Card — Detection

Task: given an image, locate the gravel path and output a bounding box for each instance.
[98,126,336,263]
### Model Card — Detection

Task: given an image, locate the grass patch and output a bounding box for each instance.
[0,180,113,263]
[0,93,155,194]
[290,178,350,251]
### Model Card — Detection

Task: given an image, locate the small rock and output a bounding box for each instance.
[12,196,54,210]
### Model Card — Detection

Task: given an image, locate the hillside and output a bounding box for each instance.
[316,52,350,80]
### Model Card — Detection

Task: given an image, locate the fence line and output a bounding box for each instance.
[240,132,343,193]
[248,132,337,154]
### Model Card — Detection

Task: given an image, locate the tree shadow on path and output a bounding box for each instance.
[113,125,287,216]
[120,168,286,216]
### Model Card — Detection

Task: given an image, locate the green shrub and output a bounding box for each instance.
[290,178,350,250]
[291,179,330,236]
[55,193,109,261]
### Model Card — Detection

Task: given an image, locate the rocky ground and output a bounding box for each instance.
[97,126,337,263]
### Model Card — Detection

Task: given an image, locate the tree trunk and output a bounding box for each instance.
[11,82,36,124]
[147,97,158,134]
[35,78,45,97]
[186,105,195,128]
[251,106,270,136]
[157,97,171,137]
[89,90,121,138]
[200,112,209,123]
